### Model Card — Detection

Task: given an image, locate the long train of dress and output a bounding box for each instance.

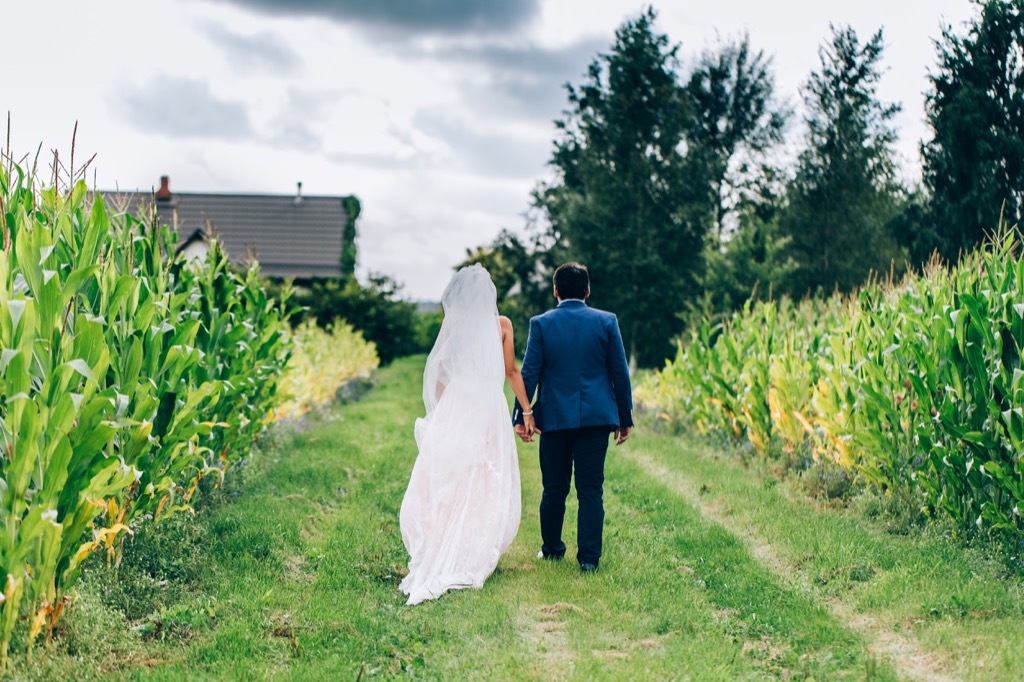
[399,375,521,605]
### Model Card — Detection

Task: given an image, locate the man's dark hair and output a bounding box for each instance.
[553,262,589,300]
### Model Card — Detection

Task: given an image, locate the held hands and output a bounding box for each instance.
[515,414,540,443]
[515,418,629,445]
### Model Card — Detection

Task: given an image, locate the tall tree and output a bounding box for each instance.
[695,167,797,320]
[687,34,790,239]
[922,0,1024,260]
[780,25,905,296]
[535,8,708,367]
[686,34,792,318]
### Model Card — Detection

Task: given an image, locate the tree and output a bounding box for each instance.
[922,0,1024,261]
[780,25,906,296]
[685,34,793,318]
[534,8,708,367]
[888,185,935,268]
[687,34,790,239]
[694,168,796,323]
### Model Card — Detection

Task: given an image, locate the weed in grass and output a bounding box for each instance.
[854,485,929,536]
[802,458,858,502]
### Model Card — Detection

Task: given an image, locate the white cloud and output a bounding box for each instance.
[115,76,254,139]
[1,0,980,301]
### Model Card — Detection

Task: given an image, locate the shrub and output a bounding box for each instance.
[270,318,379,422]
[287,274,424,365]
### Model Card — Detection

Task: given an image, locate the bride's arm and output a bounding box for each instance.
[434,371,447,404]
[500,317,536,431]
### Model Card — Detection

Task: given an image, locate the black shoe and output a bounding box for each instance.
[537,550,564,561]
[580,562,599,573]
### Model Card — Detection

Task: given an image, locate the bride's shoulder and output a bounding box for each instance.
[498,315,513,329]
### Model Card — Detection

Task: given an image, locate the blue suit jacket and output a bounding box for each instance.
[513,300,633,432]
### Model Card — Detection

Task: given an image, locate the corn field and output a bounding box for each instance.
[637,230,1024,537]
[0,162,377,665]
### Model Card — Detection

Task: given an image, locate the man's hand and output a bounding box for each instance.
[514,423,533,443]
[613,426,632,446]
[515,418,540,443]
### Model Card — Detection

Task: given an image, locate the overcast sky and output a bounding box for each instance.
[4,0,977,300]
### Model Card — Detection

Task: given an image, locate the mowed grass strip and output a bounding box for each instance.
[627,428,1024,680]
[127,356,888,680]
[128,356,750,680]
[603,457,897,681]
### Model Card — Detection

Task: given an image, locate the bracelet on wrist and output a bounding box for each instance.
[522,410,533,416]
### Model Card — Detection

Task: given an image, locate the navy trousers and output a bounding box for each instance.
[538,426,611,565]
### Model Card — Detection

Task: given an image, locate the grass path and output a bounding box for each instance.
[624,450,954,682]
[625,435,1024,681]
[96,355,1024,680]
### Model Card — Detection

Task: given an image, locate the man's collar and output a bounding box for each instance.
[557,299,587,307]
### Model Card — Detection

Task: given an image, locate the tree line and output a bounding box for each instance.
[462,0,1024,367]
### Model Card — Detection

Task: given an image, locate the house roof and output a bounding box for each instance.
[101,180,353,279]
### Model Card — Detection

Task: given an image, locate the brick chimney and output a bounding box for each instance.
[156,175,172,201]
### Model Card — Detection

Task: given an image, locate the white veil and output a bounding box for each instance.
[422,264,504,416]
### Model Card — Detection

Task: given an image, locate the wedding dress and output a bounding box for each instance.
[399,264,522,605]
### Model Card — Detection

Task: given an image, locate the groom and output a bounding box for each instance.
[513,262,633,573]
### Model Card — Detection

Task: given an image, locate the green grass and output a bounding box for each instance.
[626,431,1024,680]
[12,355,1024,680]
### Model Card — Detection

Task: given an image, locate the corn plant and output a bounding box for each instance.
[642,227,1024,537]
[0,158,304,664]
[0,169,142,665]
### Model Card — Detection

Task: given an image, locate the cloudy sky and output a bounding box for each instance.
[4,0,976,300]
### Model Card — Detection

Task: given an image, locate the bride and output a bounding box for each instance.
[399,264,535,605]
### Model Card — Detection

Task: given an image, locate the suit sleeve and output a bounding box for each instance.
[513,317,543,425]
[607,314,633,429]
